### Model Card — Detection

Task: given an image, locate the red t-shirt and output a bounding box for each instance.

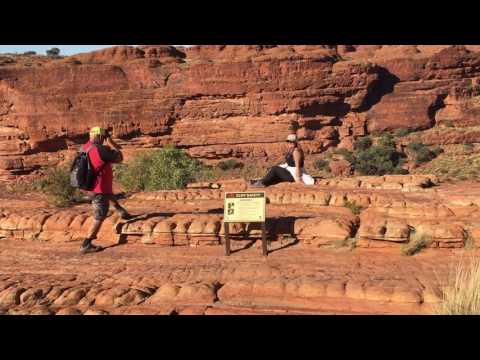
[82,141,119,194]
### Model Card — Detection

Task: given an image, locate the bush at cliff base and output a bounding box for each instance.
[115,145,205,192]
[34,167,83,207]
[354,134,407,176]
[407,142,443,165]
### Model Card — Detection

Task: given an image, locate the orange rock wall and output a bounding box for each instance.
[1,45,480,179]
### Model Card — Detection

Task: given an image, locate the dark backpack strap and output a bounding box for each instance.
[83,144,109,176]
[96,158,108,176]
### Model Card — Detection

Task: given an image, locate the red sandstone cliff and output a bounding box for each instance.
[1,45,480,180]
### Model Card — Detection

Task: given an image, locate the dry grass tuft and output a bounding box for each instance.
[436,258,480,315]
[401,229,432,256]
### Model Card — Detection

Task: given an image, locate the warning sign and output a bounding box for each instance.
[224,192,266,223]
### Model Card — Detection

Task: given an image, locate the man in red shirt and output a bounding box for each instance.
[80,127,132,254]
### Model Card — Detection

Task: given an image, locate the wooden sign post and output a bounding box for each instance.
[223,192,267,256]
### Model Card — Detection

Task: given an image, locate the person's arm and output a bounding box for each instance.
[106,133,121,151]
[293,149,304,184]
[104,133,124,163]
[97,142,123,164]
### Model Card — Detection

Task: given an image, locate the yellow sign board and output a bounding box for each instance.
[224,192,266,223]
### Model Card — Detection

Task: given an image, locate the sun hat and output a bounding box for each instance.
[287,134,297,142]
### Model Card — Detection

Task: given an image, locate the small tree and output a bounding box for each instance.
[46,47,61,57]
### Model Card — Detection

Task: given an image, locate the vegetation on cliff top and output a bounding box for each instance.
[310,130,447,177]
[413,150,480,181]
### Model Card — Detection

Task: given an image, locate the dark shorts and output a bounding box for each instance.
[92,194,110,221]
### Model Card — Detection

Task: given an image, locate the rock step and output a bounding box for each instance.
[0,275,442,315]
[2,196,480,249]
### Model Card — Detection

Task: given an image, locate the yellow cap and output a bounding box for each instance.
[89,126,105,137]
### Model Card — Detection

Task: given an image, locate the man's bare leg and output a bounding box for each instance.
[80,219,105,253]
[81,194,109,253]
[86,219,104,241]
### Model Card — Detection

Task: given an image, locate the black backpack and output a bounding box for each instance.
[70,145,99,191]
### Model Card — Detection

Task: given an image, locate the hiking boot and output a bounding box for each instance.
[251,181,266,188]
[80,242,103,254]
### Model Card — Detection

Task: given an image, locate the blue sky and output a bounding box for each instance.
[0,45,189,56]
[0,45,117,55]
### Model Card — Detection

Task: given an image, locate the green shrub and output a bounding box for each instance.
[416,150,436,164]
[343,199,363,216]
[313,159,330,171]
[115,145,205,192]
[355,144,403,176]
[407,142,439,165]
[34,167,83,207]
[354,136,372,151]
[217,159,243,171]
[407,142,423,152]
[352,132,410,176]
[23,51,36,56]
[378,133,396,148]
[393,128,411,138]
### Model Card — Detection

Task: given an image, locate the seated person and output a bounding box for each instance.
[251,134,314,187]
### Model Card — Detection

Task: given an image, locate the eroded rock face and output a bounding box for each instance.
[1,45,480,179]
